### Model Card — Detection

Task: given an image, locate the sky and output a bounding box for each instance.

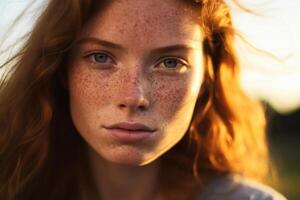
[229,0,300,113]
[0,0,300,113]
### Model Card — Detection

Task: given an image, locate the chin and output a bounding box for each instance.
[101,147,153,166]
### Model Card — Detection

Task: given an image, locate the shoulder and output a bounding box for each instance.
[198,174,288,200]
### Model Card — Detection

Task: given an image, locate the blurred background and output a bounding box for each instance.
[228,1,300,199]
[0,0,299,199]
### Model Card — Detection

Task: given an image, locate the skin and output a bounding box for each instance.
[67,0,204,199]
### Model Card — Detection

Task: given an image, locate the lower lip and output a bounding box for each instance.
[105,128,154,143]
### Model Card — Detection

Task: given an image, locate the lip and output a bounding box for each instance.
[105,122,156,132]
[103,122,156,143]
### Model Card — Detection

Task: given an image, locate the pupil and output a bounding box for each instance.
[95,53,107,62]
[164,59,177,68]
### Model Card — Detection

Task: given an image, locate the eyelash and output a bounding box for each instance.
[85,52,188,70]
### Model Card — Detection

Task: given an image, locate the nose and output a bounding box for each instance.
[118,71,150,112]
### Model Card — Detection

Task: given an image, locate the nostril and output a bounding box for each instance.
[138,104,147,111]
[118,103,148,111]
[119,104,126,108]
[118,96,149,111]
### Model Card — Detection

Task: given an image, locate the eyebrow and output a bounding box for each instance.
[76,37,198,55]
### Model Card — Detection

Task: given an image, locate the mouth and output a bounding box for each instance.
[105,122,156,132]
[103,122,156,142]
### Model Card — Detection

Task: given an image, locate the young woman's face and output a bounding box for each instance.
[67,0,204,166]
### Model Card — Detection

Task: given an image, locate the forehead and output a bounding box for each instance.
[81,0,202,50]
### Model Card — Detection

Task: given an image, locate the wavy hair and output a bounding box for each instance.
[0,0,270,199]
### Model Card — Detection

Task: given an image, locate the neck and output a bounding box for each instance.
[87,147,161,200]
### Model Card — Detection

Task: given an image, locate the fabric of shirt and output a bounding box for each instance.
[197,174,288,200]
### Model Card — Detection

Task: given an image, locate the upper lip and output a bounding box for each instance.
[104,122,155,132]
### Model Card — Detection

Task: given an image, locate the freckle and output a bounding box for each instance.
[119,27,125,34]
[85,76,98,106]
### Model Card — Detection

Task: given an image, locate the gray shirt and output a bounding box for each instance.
[198,174,288,200]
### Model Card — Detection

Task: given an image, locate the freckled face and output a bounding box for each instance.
[67,0,204,166]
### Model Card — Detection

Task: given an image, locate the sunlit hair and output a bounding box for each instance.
[0,0,270,199]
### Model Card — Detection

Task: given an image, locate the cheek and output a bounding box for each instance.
[68,67,113,109]
[148,73,200,160]
[67,66,117,135]
[152,75,196,121]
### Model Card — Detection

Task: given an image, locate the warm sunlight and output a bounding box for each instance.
[1,0,300,113]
